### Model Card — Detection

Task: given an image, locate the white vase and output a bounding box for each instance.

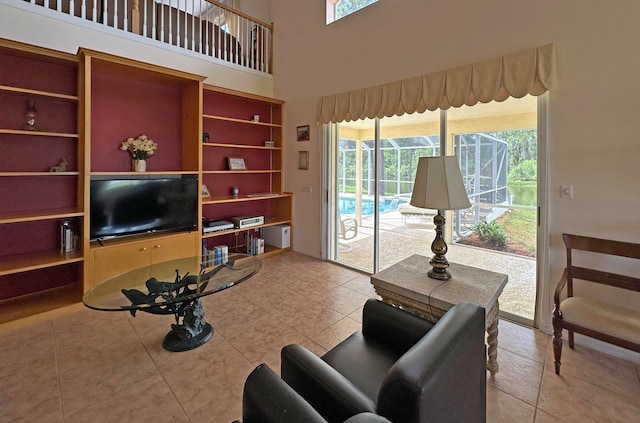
[133,159,147,172]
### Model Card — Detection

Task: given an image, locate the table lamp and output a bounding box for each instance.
[410,156,471,280]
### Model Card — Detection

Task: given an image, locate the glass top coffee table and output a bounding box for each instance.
[83,254,261,352]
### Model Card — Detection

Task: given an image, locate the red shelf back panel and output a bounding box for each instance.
[203,146,272,171]
[203,91,274,122]
[203,119,273,146]
[202,173,273,197]
[0,176,78,213]
[0,263,80,301]
[0,219,79,256]
[0,92,78,134]
[0,50,77,96]
[202,199,274,223]
[0,137,78,172]
[91,72,183,172]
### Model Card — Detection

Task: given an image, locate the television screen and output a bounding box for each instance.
[90,178,198,240]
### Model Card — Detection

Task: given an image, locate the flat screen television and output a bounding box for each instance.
[90,177,198,241]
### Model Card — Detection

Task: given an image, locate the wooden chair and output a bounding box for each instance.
[552,233,640,375]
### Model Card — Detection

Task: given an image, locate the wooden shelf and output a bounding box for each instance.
[0,250,83,276]
[203,193,291,205]
[203,114,281,128]
[0,284,82,328]
[0,172,79,177]
[0,84,78,101]
[203,169,282,174]
[203,142,281,150]
[0,128,78,138]
[90,171,199,176]
[0,208,84,224]
[201,218,293,239]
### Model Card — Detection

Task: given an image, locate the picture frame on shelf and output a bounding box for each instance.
[202,184,211,197]
[297,125,310,141]
[227,157,247,170]
[298,151,309,170]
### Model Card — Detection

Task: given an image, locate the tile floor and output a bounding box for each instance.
[1,251,639,422]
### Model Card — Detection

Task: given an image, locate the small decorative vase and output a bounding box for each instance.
[133,159,147,172]
[24,98,38,131]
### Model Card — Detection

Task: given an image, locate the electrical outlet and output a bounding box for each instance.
[302,185,312,193]
[561,185,573,199]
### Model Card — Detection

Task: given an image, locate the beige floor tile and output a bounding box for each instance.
[486,384,536,423]
[64,373,188,423]
[313,284,370,316]
[158,338,254,407]
[341,273,380,298]
[538,366,640,422]
[223,312,310,368]
[0,343,62,423]
[311,315,362,351]
[58,340,161,416]
[2,250,639,422]
[488,348,544,406]
[534,409,567,423]
[546,337,640,403]
[498,319,549,363]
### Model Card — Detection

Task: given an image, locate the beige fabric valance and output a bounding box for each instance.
[317,44,556,124]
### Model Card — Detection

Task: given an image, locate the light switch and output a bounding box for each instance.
[561,185,573,199]
[302,185,312,193]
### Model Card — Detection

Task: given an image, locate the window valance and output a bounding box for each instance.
[317,44,556,124]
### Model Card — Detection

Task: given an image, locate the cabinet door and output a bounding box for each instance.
[91,241,152,288]
[150,232,197,264]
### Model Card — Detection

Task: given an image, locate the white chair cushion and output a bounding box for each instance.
[561,296,640,344]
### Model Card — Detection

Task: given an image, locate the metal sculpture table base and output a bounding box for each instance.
[160,299,214,352]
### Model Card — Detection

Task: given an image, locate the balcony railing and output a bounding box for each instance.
[24,0,273,74]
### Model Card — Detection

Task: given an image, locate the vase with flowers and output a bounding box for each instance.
[120,135,158,172]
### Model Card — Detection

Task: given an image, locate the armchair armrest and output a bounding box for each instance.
[553,268,568,317]
[241,364,327,423]
[281,344,376,422]
[362,299,434,355]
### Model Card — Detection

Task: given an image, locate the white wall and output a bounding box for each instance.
[271,0,640,337]
[0,0,274,96]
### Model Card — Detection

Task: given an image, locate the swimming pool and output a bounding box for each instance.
[339,195,407,216]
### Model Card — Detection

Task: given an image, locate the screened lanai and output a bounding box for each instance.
[338,132,509,240]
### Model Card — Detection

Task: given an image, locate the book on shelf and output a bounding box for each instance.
[243,233,264,256]
[202,241,228,266]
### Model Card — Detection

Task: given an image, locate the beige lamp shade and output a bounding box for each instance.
[410,156,471,211]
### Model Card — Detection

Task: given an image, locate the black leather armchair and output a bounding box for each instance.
[239,363,391,423]
[281,299,487,423]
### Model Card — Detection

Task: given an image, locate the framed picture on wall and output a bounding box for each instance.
[227,157,247,170]
[298,151,309,170]
[297,125,310,141]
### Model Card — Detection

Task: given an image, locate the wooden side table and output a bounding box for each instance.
[371,254,508,376]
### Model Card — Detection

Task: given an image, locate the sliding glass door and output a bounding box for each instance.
[325,95,540,324]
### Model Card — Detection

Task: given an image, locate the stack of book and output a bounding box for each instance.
[202,244,228,266]
[244,233,264,256]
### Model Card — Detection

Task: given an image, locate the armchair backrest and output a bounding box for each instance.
[377,302,486,423]
[362,299,434,356]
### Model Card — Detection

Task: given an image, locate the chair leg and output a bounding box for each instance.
[568,330,574,349]
[552,321,563,375]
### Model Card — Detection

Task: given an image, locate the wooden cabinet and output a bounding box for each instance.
[0,42,293,330]
[79,49,205,291]
[89,232,198,288]
[0,38,83,327]
[201,85,293,257]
